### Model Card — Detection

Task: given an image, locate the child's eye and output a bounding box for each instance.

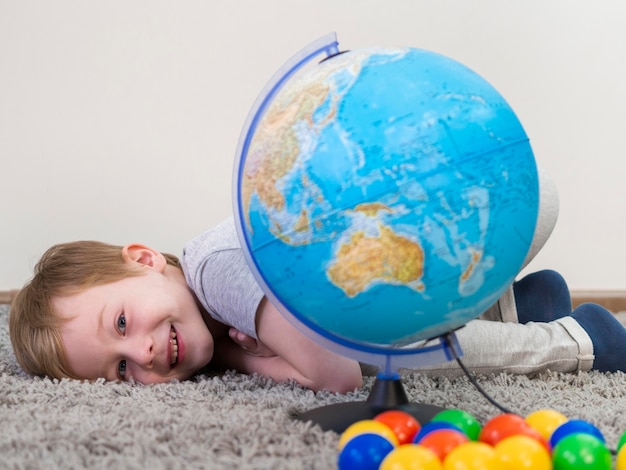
[117,313,126,334]
[118,360,127,379]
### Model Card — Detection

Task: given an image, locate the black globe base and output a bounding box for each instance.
[296,375,445,434]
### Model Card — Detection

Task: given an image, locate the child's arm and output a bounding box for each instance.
[215,298,363,393]
[227,328,276,357]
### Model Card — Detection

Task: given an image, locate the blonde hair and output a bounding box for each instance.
[9,241,181,379]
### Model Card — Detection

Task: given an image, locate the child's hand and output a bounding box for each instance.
[228,328,276,357]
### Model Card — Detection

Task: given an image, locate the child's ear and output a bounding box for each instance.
[122,244,167,272]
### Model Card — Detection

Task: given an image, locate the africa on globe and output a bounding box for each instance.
[234,42,539,357]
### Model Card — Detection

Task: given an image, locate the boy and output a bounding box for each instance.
[9,238,363,392]
[9,170,626,388]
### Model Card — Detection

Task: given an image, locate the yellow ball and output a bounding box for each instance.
[443,442,498,470]
[616,445,626,470]
[495,435,551,470]
[525,409,568,441]
[338,420,399,450]
[380,444,443,470]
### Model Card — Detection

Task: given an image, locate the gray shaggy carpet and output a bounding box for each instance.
[2,304,626,469]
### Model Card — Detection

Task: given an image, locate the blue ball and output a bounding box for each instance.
[413,421,466,443]
[338,433,395,470]
[550,419,606,449]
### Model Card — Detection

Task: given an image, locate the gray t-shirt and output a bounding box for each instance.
[181,217,264,339]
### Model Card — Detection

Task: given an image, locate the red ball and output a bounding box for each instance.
[479,413,549,451]
[419,429,469,461]
[374,410,421,445]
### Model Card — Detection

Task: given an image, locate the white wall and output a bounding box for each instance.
[1,0,625,291]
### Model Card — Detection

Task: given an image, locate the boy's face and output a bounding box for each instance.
[53,245,214,384]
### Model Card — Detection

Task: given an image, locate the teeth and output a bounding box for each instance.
[170,327,178,365]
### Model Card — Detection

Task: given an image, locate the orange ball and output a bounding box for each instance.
[479,413,548,451]
[375,411,422,445]
[419,429,469,461]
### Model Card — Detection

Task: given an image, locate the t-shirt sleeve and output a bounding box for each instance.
[181,217,265,339]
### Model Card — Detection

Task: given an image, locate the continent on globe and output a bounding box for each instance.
[241,72,341,229]
[327,222,425,297]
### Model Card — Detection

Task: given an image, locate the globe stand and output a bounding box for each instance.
[296,333,462,434]
[296,373,444,434]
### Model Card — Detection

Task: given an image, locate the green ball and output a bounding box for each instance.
[618,430,626,453]
[430,409,481,441]
[552,433,612,470]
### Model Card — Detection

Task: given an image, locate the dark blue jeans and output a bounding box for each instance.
[513,270,572,323]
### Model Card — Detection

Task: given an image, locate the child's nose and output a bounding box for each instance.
[130,335,155,368]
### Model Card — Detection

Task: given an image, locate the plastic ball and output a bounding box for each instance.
[549,419,605,449]
[380,444,443,470]
[338,420,400,450]
[479,413,547,449]
[338,432,395,470]
[617,430,626,453]
[442,442,498,470]
[616,443,626,470]
[419,429,469,461]
[375,410,421,445]
[431,409,481,441]
[525,409,568,441]
[552,433,611,470]
[494,435,552,470]
[414,422,466,443]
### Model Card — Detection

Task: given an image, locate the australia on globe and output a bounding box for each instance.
[235,45,539,353]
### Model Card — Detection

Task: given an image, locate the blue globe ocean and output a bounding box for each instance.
[235,45,539,358]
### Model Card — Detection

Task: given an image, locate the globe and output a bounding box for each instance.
[233,34,539,368]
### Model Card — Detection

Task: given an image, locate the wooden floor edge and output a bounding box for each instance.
[2,289,626,311]
[571,291,626,312]
[0,290,18,304]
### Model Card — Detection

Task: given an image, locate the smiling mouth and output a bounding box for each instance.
[170,326,179,366]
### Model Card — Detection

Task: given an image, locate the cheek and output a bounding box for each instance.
[188,330,214,373]
[193,329,214,362]
[60,331,106,380]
